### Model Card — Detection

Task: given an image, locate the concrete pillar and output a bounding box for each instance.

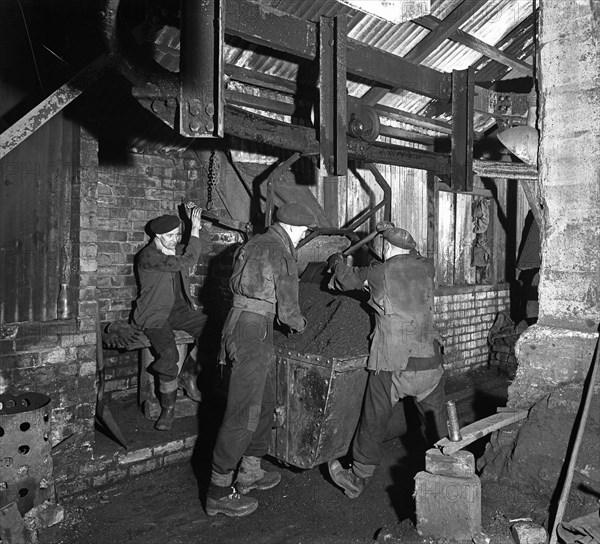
[509,1,600,407]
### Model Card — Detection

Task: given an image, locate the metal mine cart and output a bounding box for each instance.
[268,350,369,470]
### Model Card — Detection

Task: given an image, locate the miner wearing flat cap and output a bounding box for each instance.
[326,224,447,500]
[132,206,212,431]
[205,202,315,517]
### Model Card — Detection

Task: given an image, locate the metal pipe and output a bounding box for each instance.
[446,400,462,442]
[365,163,392,223]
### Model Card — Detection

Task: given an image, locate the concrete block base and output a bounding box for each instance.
[414,471,481,541]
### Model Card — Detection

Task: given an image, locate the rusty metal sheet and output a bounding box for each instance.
[270,350,368,469]
[0,392,54,516]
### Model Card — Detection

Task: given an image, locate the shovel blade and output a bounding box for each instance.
[96,400,128,449]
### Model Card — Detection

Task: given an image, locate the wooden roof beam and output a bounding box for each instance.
[362,0,488,105]
[225,0,450,101]
[415,15,533,76]
[0,55,110,159]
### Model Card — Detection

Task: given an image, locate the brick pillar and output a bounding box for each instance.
[509,1,600,407]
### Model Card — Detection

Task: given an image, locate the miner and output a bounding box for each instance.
[205,202,315,517]
[132,206,212,431]
[326,226,447,498]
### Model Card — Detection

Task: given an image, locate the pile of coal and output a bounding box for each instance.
[274,281,372,359]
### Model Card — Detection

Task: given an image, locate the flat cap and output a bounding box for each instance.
[151,214,181,235]
[275,202,317,227]
[382,227,416,250]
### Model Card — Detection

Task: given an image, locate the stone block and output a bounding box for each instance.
[414,471,481,541]
[425,449,475,478]
[510,521,547,544]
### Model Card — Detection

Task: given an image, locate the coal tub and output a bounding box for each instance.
[269,280,372,469]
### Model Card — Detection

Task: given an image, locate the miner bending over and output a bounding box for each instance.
[327,226,447,498]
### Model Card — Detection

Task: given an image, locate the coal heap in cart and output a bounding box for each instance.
[271,278,372,469]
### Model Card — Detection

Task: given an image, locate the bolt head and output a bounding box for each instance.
[189,119,201,132]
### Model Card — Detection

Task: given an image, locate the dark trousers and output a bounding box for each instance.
[144,301,208,383]
[353,371,447,468]
[212,310,275,475]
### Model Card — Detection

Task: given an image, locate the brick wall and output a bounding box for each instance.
[1,128,98,490]
[434,284,511,372]
[8,127,511,500]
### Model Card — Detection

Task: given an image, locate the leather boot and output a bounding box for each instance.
[206,484,258,517]
[328,460,366,499]
[235,456,281,495]
[155,390,177,431]
[178,372,202,402]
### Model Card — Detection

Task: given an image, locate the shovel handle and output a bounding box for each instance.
[341,221,394,256]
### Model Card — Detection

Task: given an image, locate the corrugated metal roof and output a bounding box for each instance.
[143,0,535,151]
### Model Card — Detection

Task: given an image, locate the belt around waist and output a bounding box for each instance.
[232,295,275,315]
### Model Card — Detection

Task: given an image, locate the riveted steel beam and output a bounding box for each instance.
[451,68,474,191]
[179,0,224,137]
[319,15,348,176]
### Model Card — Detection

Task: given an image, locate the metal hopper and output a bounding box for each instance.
[269,350,368,469]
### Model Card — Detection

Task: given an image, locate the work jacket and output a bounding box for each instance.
[331,251,441,374]
[133,230,211,329]
[227,223,304,332]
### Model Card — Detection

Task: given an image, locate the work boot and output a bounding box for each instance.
[235,456,281,495]
[154,390,177,431]
[178,371,202,402]
[328,460,366,499]
[205,472,258,517]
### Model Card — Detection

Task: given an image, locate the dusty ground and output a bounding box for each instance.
[34,368,568,544]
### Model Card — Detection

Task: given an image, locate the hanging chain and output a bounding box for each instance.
[206,149,220,211]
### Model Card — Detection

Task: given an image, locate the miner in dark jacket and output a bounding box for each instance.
[206,202,315,517]
[326,227,447,498]
[133,207,212,431]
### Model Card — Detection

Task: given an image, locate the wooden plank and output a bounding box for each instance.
[375,104,452,135]
[472,13,536,84]
[226,0,450,101]
[473,159,538,180]
[0,55,109,159]
[435,410,528,455]
[426,172,439,262]
[362,0,486,105]
[225,89,297,117]
[415,15,533,76]
[406,0,489,64]
[521,180,543,226]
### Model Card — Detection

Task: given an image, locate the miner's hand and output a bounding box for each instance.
[104,322,144,349]
[291,317,307,335]
[375,220,395,233]
[327,253,344,271]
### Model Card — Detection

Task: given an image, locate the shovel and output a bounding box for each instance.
[301,221,394,283]
[95,302,128,449]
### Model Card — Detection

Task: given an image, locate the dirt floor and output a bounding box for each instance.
[34,367,575,544]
